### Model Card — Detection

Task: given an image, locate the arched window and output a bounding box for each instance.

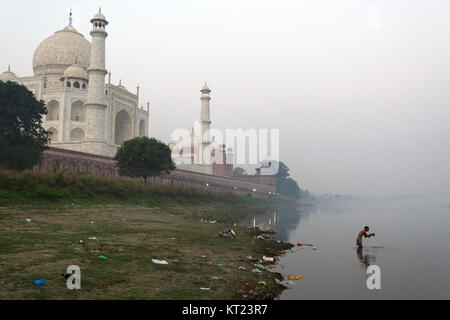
[48,127,58,143]
[70,128,85,142]
[67,81,71,88]
[139,120,146,137]
[73,82,80,89]
[82,83,86,89]
[114,110,132,145]
[71,100,86,122]
[46,100,60,121]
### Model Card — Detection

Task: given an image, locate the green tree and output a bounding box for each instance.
[275,161,302,199]
[115,137,176,182]
[0,81,50,170]
[232,167,248,177]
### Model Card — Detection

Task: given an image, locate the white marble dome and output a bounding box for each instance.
[63,64,88,80]
[33,25,91,76]
[0,67,18,82]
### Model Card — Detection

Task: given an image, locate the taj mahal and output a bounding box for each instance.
[0,9,149,158]
[0,8,237,177]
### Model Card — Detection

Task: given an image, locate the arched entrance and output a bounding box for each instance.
[71,100,86,122]
[114,110,132,145]
[46,100,59,121]
[48,127,58,143]
[139,120,146,137]
[70,128,85,142]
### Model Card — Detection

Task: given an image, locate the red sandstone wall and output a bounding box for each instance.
[34,147,277,198]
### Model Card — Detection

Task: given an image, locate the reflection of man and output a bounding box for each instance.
[356,226,376,248]
[356,247,377,269]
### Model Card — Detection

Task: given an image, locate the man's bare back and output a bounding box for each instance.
[356,226,376,248]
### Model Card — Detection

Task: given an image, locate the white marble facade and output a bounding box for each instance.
[0,9,149,158]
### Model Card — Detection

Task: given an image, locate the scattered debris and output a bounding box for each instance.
[98,255,108,260]
[26,218,32,223]
[257,281,268,287]
[254,264,265,271]
[252,269,262,273]
[219,229,237,239]
[89,237,97,240]
[256,224,273,232]
[152,259,168,265]
[263,256,274,262]
[200,288,211,291]
[34,279,46,286]
[288,276,303,281]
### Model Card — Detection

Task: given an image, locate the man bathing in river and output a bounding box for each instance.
[356,226,376,248]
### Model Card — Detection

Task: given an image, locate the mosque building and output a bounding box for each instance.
[0,9,149,157]
[169,83,234,176]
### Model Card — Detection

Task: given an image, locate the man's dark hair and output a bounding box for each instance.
[364,226,370,231]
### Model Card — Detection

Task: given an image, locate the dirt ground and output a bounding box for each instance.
[0,203,292,300]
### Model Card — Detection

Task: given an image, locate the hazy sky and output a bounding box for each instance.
[1,0,449,197]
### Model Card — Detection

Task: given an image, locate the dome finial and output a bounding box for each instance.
[8,65,11,72]
[69,8,73,26]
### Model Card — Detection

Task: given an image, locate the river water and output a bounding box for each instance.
[240,197,450,300]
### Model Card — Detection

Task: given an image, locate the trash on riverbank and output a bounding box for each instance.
[288,276,303,281]
[256,224,273,232]
[219,229,237,239]
[263,256,274,262]
[26,218,32,223]
[257,281,268,287]
[89,237,97,240]
[98,255,108,260]
[254,264,265,271]
[252,269,262,273]
[152,259,168,265]
[34,279,46,286]
[200,288,211,291]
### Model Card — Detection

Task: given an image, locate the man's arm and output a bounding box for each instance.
[363,232,376,238]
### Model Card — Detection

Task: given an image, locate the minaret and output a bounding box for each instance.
[200,83,212,147]
[85,8,109,141]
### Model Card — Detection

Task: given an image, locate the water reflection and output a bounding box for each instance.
[239,204,311,241]
[356,247,377,269]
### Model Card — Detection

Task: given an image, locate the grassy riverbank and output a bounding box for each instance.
[0,170,294,300]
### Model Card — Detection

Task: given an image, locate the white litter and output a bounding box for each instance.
[200,288,211,291]
[89,237,97,240]
[152,259,169,265]
[26,218,32,223]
